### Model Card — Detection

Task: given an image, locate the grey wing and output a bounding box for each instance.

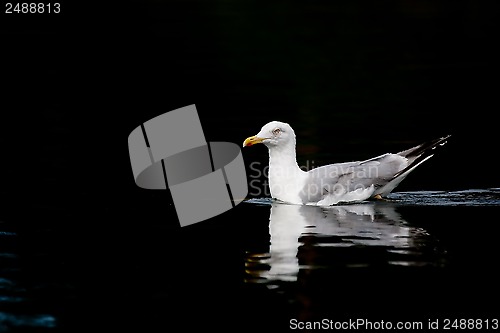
[300,154,408,202]
[340,153,408,192]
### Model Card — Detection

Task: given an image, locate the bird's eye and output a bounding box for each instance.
[272,128,281,136]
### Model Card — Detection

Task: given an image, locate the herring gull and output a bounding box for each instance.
[243,121,450,205]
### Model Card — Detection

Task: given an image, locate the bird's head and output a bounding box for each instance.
[243,121,295,149]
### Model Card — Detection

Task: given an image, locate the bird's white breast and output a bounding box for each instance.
[268,159,306,204]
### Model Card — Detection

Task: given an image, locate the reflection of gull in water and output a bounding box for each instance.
[245,202,441,283]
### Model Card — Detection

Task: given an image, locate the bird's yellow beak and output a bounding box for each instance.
[243,135,266,147]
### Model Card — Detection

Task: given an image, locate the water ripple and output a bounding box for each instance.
[246,188,500,207]
[0,312,56,331]
[387,189,500,206]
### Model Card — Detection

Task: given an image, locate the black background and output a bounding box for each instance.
[1,1,500,331]
[2,0,499,215]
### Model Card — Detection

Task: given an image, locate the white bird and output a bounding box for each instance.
[243,121,450,205]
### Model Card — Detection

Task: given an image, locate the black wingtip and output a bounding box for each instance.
[441,134,452,141]
[403,134,451,158]
[392,134,451,180]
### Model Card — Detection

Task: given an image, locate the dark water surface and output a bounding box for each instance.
[1,190,500,332]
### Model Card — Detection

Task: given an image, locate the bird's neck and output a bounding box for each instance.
[268,143,302,175]
[267,142,305,204]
